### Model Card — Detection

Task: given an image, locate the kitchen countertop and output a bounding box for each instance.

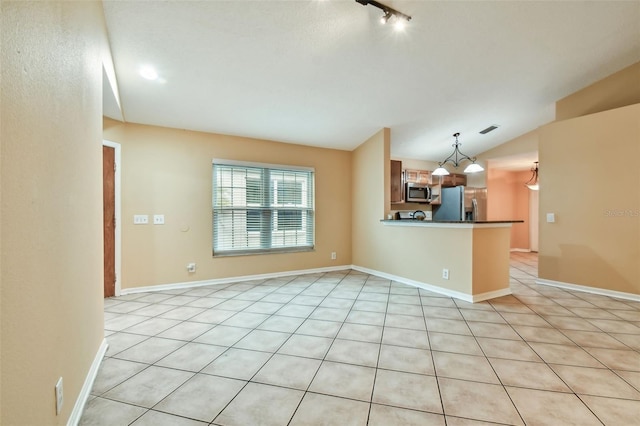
[380,219,524,228]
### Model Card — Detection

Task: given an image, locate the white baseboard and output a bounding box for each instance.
[536,278,640,302]
[121,265,352,295]
[351,265,511,303]
[68,338,108,426]
[510,248,531,252]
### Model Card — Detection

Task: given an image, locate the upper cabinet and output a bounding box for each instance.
[390,160,403,203]
[405,169,431,184]
[432,173,467,187]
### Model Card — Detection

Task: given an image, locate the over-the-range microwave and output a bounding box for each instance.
[405,182,431,203]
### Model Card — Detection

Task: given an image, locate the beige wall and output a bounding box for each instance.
[487,169,531,250]
[538,104,640,294]
[1,1,107,424]
[556,61,640,121]
[103,120,352,289]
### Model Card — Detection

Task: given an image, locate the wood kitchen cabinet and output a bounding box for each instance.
[432,173,467,187]
[390,160,403,203]
[405,169,431,184]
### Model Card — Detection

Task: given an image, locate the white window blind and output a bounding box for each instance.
[212,161,315,256]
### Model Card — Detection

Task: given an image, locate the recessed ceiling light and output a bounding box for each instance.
[139,66,158,81]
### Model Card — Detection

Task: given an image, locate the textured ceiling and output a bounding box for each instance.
[102,1,640,165]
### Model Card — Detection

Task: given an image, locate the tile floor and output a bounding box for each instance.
[81,253,640,425]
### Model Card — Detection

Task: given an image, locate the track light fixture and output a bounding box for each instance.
[355,0,412,28]
[432,133,485,176]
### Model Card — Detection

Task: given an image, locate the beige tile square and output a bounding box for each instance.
[346,310,386,326]
[233,329,291,352]
[244,301,285,314]
[155,342,226,372]
[500,312,551,327]
[541,315,600,331]
[466,321,521,340]
[325,339,380,367]
[357,292,389,303]
[610,332,640,351]
[257,315,305,333]
[308,361,376,401]
[159,306,206,320]
[253,354,321,390]
[275,304,315,317]
[131,410,208,426]
[193,325,251,347]
[90,358,148,395]
[319,297,354,309]
[79,397,146,426]
[154,374,245,422]
[562,329,630,349]
[423,307,464,320]
[459,309,505,324]
[428,332,483,356]
[352,300,387,312]
[551,364,640,399]
[277,334,333,359]
[103,366,193,408]
[433,352,499,384]
[512,324,573,344]
[489,358,570,392]
[295,318,342,338]
[105,332,149,357]
[421,297,457,308]
[580,395,640,425]
[569,307,619,319]
[189,309,236,324]
[425,318,471,335]
[378,344,435,375]
[368,404,445,426]
[373,369,442,413]
[116,317,179,335]
[289,392,369,426]
[587,319,640,333]
[221,312,270,328]
[201,348,271,380]
[336,323,383,343]
[309,307,349,322]
[615,369,640,389]
[506,386,601,426]
[478,337,542,362]
[389,294,421,305]
[214,382,304,426]
[385,313,427,330]
[445,416,506,426]
[157,321,213,341]
[584,347,640,371]
[438,378,522,425]
[387,302,424,316]
[113,337,185,364]
[528,342,603,367]
[382,327,430,349]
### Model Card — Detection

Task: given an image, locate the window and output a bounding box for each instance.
[212,160,314,256]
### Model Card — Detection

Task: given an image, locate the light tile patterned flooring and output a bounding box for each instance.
[81,253,640,425]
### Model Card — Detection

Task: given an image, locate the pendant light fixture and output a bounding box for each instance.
[432,133,485,176]
[525,161,539,190]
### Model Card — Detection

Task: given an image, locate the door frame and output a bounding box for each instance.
[103,140,122,296]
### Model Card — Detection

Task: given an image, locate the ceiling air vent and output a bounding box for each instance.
[479,125,499,135]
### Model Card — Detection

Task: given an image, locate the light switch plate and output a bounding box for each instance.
[153,214,165,225]
[546,213,555,223]
[134,215,149,224]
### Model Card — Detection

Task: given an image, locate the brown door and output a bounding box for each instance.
[103,146,116,297]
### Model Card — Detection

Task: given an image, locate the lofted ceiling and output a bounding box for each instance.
[102,0,640,166]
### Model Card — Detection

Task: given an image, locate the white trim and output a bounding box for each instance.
[381,221,513,229]
[121,265,351,295]
[67,339,108,426]
[212,158,315,172]
[351,265,507,303]
[510,248,531,252]
[102,140,122,296]
[536,278,640,302]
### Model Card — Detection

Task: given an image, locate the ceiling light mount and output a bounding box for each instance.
[432,133,485,176]
[525,161,539,190]
[355,0,412,27]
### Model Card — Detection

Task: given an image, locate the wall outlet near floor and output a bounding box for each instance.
[187,263,196,273]
[55,377,63,415]
[442,269,449,280]
[133,214,149,224]
[331,252,337,260]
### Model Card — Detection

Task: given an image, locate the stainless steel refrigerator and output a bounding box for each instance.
[433,186,487,221]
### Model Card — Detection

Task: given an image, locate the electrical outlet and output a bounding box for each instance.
[153,214,165,225]
[187,263,196,273]
[546,213,555,223]
[55,377,63,415]
[442,269,449,280]
[331,252,337,260]
[133,215,149,224]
